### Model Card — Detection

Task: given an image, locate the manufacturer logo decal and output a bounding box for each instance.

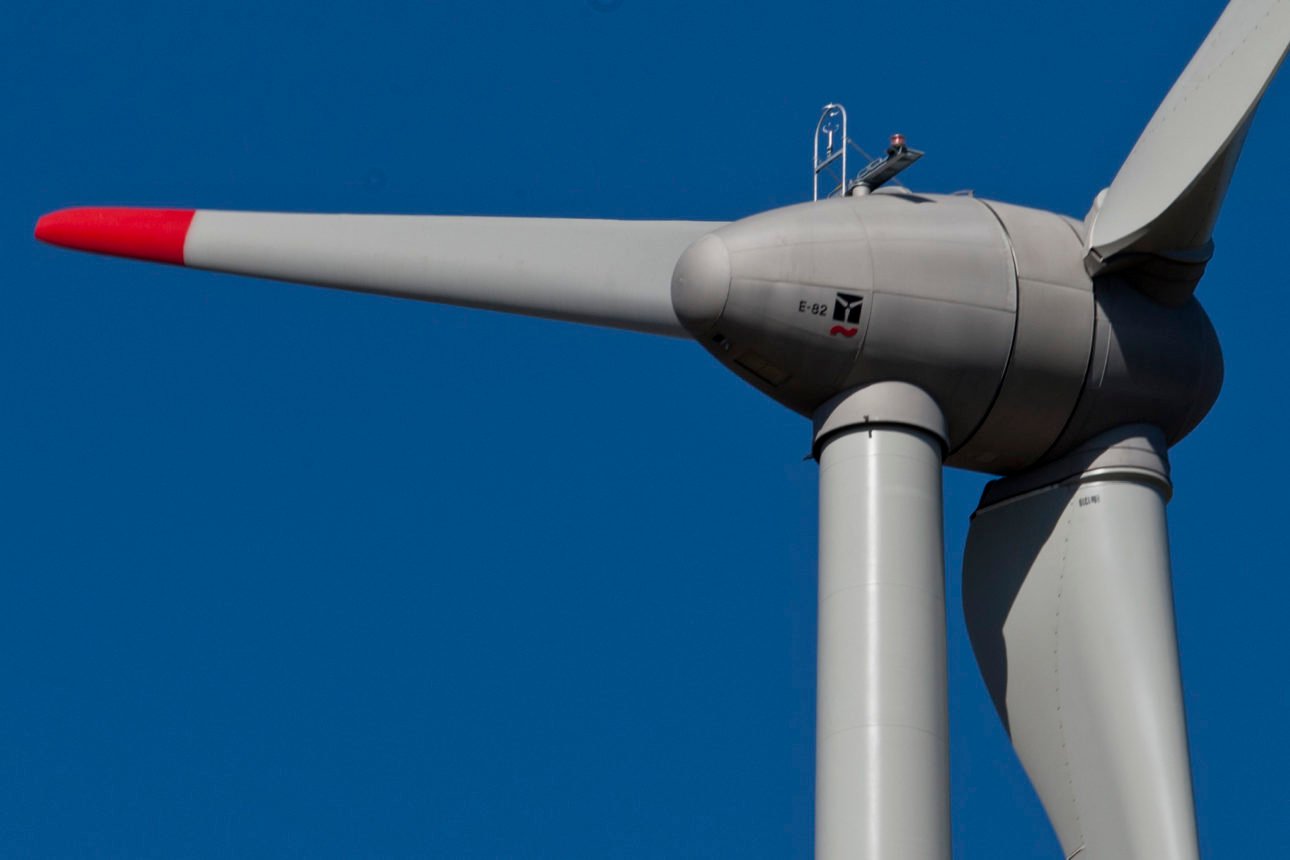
[830,292,863,337]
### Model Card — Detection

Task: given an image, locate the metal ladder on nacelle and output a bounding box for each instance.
[813,103,924,200]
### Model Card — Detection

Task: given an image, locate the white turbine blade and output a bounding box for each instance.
[35,207,723,337]
[1086,0,1290,270]
[962,430,1198,860]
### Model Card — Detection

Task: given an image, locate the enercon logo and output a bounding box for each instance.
[830,292,862,337]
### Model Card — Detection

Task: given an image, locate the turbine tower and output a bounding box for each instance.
[33,2,1290,857]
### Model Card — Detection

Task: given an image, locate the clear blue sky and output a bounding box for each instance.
[4,1,1287,856]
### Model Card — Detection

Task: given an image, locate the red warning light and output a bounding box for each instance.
[889,133,906,148]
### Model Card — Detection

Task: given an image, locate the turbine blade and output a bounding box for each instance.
[35,207,723,337]
[1086,0,1290,277]
[962,427,1199,860]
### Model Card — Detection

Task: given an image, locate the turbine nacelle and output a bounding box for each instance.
[672,191,1222,475]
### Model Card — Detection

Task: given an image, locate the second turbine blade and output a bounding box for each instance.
[36,208,723,338]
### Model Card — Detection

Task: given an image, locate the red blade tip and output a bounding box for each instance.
[35,207,195,265]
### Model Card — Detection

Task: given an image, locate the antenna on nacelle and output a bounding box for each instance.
[813,104,923,200]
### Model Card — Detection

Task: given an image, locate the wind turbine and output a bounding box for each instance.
[32,1,1290,858]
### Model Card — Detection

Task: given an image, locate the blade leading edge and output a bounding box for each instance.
[1086,0,1290,274]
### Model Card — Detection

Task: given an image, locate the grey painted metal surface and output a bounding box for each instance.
[814,388,949,860]
[186,212,722,337]
[952,202,1093,472]
[964,427,1198,860]
[675,192,1018,447]
[978,425,1172,509]
[812,381,948,456]
[1047,284,1222,458]
[672,191,1222,475]
[1086,0,1290,278]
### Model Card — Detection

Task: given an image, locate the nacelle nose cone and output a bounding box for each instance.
[671,233,730,332]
